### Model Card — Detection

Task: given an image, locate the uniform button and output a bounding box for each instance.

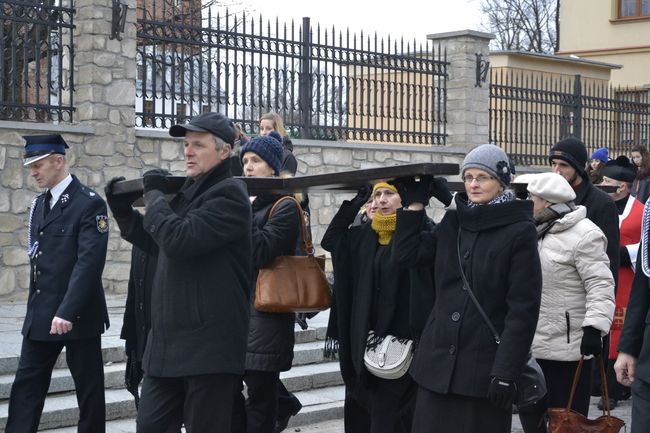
[38,251,43,256]
[149,224,156,233]
[39,231,44,235]
[37,271,41,275]
[139,302,144,311]
[451,312,461,322]
[449,345,456,355]
[36,289,41,294]
[463,251,470,260]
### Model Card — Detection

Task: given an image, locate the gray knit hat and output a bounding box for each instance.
[462,144,512,186]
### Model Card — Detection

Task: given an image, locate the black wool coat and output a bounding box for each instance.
[245,194,301,372]
[618,250,650,383]
[321,200,432,386]
[23,176,110,341]
[121,160,253,377]
[574,178,620,287]
[392,194,542,398]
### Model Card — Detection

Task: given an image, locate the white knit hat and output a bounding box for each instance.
[526,172,576,204]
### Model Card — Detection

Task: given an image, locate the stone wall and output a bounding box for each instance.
[0,124,467,297]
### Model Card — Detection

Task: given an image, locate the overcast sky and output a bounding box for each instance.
[227,0,485,43]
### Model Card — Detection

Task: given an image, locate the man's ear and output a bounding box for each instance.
[220,143,232,161]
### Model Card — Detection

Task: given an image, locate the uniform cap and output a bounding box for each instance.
[23,134,69,166]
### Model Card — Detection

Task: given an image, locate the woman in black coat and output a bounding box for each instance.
[231,135,301,433]
[392,144,542,433]
[322,181,428,433]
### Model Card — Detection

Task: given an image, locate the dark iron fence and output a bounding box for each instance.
[0,0,75,122]
[490,70,650,166]
[136,2,448,144]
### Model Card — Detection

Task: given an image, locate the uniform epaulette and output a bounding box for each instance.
[79,186,100,200]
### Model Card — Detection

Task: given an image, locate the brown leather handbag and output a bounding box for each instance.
[254,196,331,313]
[547,356,625,433]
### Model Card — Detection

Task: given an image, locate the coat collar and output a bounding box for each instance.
[179,158,232,202]
[455,192,534,232]
[40,175,81,228]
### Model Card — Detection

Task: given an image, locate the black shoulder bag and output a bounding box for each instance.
[456,231,546,408]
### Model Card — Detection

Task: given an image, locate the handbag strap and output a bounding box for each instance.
[456,231,501,345]
[565,356,614,417]
[267,196,314,255]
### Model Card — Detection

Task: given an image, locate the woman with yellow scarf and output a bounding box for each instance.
[322,182,433,433]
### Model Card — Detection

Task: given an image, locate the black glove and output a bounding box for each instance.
[488,376,517,409]
[430,177,453,207]
[142,169,168,194]
[620,245,632,267]
[351,184,372,207]
[104,176,136,218]
[390,175,433,207]
[580,326,603,356]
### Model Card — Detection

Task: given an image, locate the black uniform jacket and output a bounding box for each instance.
[245,194,301,372]
[574,179,620,287]
[618,250,650,383]
[392,194,542,398]
[23,175,110,341]
[121,161,253,377]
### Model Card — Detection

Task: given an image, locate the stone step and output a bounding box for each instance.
[0,388,138,431]
[1,384,346,432]
[0,340,335,400]
[0,321,328,376]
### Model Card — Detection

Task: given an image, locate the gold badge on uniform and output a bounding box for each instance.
[96,215,109,233]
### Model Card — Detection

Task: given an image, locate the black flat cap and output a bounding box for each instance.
[23,134,69,166]
[169,112,237,145]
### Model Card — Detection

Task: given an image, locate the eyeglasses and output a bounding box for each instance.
[463,175,495,185]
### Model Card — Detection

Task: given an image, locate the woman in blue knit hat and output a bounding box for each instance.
[588,147,609,184]
[231,134,302,433]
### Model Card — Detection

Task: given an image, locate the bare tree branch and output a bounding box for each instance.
[480,0,558,54]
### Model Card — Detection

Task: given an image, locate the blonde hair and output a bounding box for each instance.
[259,112,287,137]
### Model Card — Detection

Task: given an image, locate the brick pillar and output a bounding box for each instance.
[427,30,494,153]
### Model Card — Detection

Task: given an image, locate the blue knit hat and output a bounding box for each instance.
[240,135,283,175]
[590,147,609,163]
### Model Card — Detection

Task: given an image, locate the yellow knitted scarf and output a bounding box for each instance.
[371,212,397,245]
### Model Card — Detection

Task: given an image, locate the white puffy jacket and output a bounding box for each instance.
[531,206,615,361]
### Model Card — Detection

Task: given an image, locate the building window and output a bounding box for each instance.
[143,100,155,127]
[619,0,650,18]
[176,103,187,123]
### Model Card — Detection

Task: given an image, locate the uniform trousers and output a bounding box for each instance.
[136,372,239,433]
[6,336,105,433]
[631,378,650,433]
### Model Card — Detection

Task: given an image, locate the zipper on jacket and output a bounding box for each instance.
[565,311,570,344]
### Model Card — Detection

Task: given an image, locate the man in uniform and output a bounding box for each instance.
[110,112,252,432]
[6,135,110,433]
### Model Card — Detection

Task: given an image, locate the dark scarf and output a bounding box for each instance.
[467,189,516,208]
[534,202,576,239]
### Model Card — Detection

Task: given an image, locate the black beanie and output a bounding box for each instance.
[549,137,588,176]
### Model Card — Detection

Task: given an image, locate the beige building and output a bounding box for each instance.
[557,0,650,88]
